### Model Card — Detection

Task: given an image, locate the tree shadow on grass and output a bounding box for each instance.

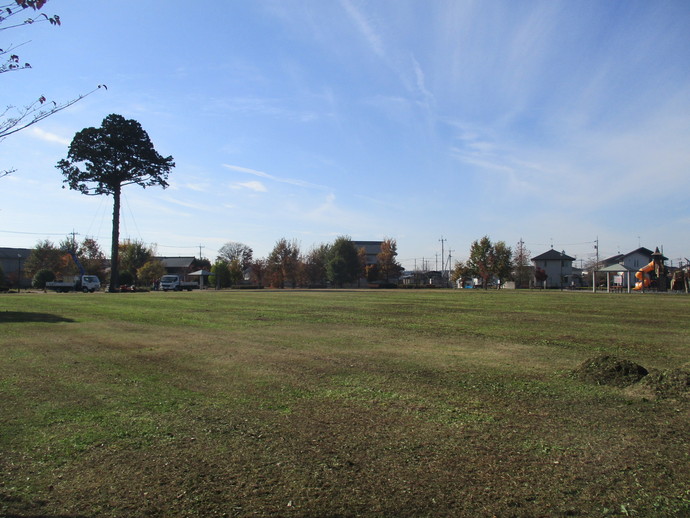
[0,311,75,323]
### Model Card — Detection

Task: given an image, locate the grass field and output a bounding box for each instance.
[1,289,688,517]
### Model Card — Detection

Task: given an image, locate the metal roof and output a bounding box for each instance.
[598,263,636,272]
[531,249,575,261]
[156,256,196,268]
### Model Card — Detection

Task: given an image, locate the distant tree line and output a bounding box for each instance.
[22,236,404,290]
[24,237,166,289]
[210,236,403,289]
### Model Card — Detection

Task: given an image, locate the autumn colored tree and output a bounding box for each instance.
[249,258,267,287]
[534,266,548,287]
[24,239,63,278]
[137,259,166,287]
[118,239,154,284]
[465,236,514,288]
[365,263,379,283]
[57,114,174,291]
[77,238,106,277]
[450,260,471,287]
[467,236,494,289]
[377,238,404,282]
[56,236,106,278]
[491,240,513,287]
[267,238,300,288]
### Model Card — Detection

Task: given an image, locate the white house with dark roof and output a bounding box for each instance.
[602,247,667,271]
[531,249,575,288]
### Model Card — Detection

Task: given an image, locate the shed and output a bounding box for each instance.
[188,269,212,289]
[598,263,635,293]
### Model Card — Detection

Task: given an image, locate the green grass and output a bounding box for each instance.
[1,289,688,517]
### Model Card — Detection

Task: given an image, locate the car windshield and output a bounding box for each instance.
[161,276,176,282]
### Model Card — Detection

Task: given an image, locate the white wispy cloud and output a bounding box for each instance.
[30,127,71,146]
[185,182,209,192]
[234,181,267,192]
[202,95,324,124]
[158,195,214,213]
[222,164,329,190]
[340,0,385,58]
[411,55,434,110]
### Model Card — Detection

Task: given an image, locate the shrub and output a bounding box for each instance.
[119,270,135,286]
[32,269,56,289]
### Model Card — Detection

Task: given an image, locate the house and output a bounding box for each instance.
[531,249,575,288]
[0,247,32,289]
[602,247,667,271]
[156,257,198,277]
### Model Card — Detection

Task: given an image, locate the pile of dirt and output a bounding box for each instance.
[574,356,690,400]
[637,367,690,399]
[572,355,648,388]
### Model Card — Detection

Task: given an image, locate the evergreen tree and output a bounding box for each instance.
[327,236,359,287]
[57,114,174,291]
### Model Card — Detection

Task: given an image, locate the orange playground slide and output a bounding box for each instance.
[633,261,654,291]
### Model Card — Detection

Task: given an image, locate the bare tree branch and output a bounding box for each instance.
[0,84,107,140]
[1,0,106,178]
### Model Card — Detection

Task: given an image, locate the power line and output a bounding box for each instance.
[0,229,70,236]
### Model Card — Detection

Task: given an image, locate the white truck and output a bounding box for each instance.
[46,275,101,293]
[160,274,198,291]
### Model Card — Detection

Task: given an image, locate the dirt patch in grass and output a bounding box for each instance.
[572,355,649,388]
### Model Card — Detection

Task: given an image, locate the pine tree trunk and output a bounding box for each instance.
[110,186,121,291]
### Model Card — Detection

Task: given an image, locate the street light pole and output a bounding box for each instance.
[17,253,21,293]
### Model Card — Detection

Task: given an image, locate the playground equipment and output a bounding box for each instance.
[671,259,690,292]
[633,247,667,291]
[633,261,654,291]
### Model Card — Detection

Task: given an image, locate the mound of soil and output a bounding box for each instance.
[638,368,690,399]
[573,355,648,387]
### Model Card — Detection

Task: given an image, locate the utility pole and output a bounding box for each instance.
[70,229,80,251]
[447,249,454,288]
[198,244,205,261]
[593,237,599,293]
[439,236,446,282]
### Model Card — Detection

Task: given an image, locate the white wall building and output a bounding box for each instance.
[531,249,575,288]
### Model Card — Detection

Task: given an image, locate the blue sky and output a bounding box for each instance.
[2,0,690,269]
